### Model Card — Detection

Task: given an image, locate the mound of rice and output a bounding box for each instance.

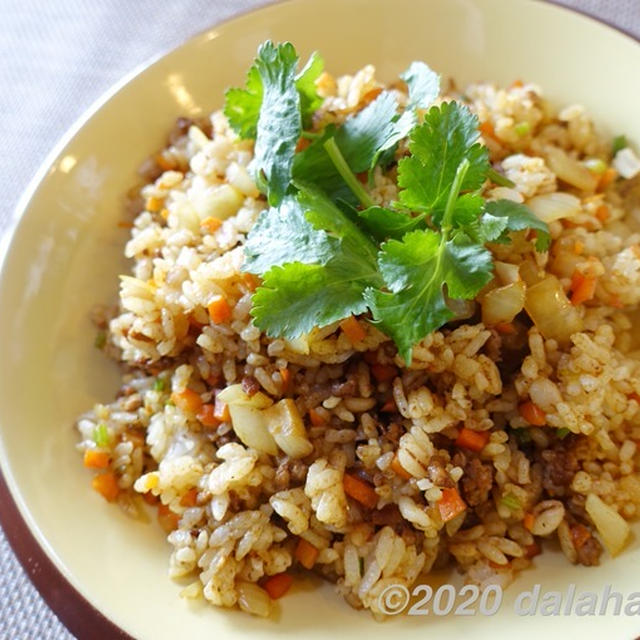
[76,64,640,618]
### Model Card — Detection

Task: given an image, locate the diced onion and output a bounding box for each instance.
[613,147,640,180]
[263,399,314,459]
[192,184,244,221]
[494,261,521,286]
[545,147,599,192]
[445,296,477,321]
[284,335,310,355]
[217,384,274,409]
[526,192,581,223]
[228,404,278,455]
[482,280,526,326]
[519,259,545,286]
[236,581,272,618]
[524,275,583,343]
[585,493,630,556]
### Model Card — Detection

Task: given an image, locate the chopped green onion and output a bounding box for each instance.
[500,493,521,511]
[166,399,175,407]
[487,167,515,188]
[92,423,110,447]
[557,427,570,440]
[612,135,628,156]
[323,136,375,208]
[514,428,532,446]
[94,331,107,349]
[514,121,531,137]
[584,158,607,174]
[153,378,166,392]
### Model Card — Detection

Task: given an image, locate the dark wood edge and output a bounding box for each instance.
[0,470,134,639]
[0,1,637,639]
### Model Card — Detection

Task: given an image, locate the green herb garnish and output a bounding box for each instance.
[225,41,550,363]
[153,378,166,392]
[500,493,521,511]
[92,423,110,447]
[612,135,628,156]
[556,427,571,440]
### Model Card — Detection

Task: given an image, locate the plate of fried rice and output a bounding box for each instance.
[1,1,639,638]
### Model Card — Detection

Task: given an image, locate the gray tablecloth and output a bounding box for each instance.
[0,1,638,638]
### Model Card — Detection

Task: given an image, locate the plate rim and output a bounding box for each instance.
[0,1,638,638]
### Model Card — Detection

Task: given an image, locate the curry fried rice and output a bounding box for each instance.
[76,61,640,618]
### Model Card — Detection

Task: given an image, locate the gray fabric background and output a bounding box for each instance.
[0,1,638,638]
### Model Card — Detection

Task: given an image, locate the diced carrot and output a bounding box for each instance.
[343,473,378,509]
[510,79,524,88]
[479,120,500,144]
[437,487,467,523]
[200,216,222,234]
[146,196,163,212]
[523,512,535,532]
[171,389,203,415]
[156,154,177,171]
[294,538,319,569]
[83,449,110,469]
[279,367,292,394]
[391,455,412,480]
[213,396,230,422]
[92,472,120,502]
[597,167,617,191]
[570,524,592,550]
[207,295,232,324]
[142,491,158,506]
[595,204,610,223]
[371,363,397,383]
[629,392,640,403]
[494,322,516,335]
[455,427,490,452]
[295,136,311,153]
[242,272,260,292]
[380,398,396,412]
[196,403,220,428]
[570,270,597,306]
[308,407,326,426]
[263,573,293,599]
[157,504,180,533]
[573,240,585,255]
[180,487,199,508]
[117,221,133,229]
[519,401,546,426]
[524,541,541,558]
[339,316,367,344]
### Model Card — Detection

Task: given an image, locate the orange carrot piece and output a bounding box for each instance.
[142,491,159,506]
[294,538,319,569]
[279,367,292,394]
[213,396,230,422]
[595,204,610,223]
[196,403,220,428]
[157,504,180,533]
[92,472,119,502]
[573,240,585,255]
[511,79,524,88]
[207,295,232,324]
[343,473,378,509]
[156,154,176,171]
[570,524,592,550]
[295,137,311,153]
[479,120,500,144]
[180,487,199,508]
[570,271,597,306]
[391,455,412,480]
[438,487,467,523]
[524,542,541,558]
[380,398,396,412]
[455,427,490,452]
[172,389,203,415]
[494,322,516,335]
[629,392,640,404]
[308,407,325,426]
[339,316,367,344]
[523,512,535,532]
[519,401,546,426]
[263,573,293,599]
[371,363,397,383]
[146,196,163,212]
[200,216,222,234]
[598,167,616,191]
[242,272,260,292]
[83,449,110,469]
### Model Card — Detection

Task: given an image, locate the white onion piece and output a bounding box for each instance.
[527,192,581,223]
[482,281,526,326]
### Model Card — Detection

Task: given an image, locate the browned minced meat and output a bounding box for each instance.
[370,504,403,527]
[576,535,602,566]
[241,375,260,397]
[427,455,454,488]
[453,452,493,507]
[168,116,195,146]
[540,444,579,497]
[274,457,308,490]
[330,377,357,397]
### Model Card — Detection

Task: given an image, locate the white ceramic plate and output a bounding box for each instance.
[1,1,639,638]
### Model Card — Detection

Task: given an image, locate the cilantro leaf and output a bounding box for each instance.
[296,52,324,128]
[243,195,337,274]
[224,66,263,139]
[401,61,440,110]
[482,199,551,251]
[397,102,489,219]
[251,41,302,205]
[358,206,426,241]
[367,230,493,363]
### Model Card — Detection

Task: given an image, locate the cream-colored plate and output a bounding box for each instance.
[0,0,639,638]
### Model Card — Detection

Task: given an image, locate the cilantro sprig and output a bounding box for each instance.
[224,41,550,363]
